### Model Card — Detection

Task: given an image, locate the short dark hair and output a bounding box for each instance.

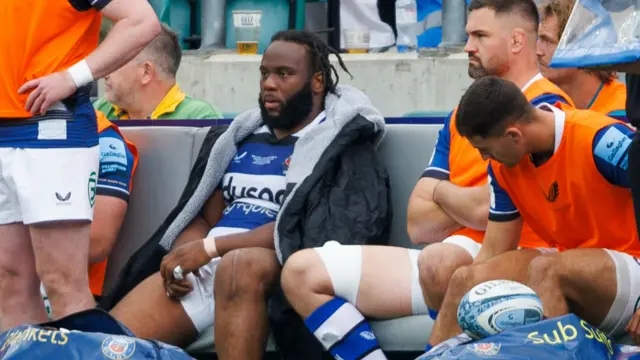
[141,23,182,77]
[469,0,540,32]
[270,30,352,95]
[456,76,534,138]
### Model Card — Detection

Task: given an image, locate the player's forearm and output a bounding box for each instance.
[173,216,211,248]
[85,12,160,80]
[474,241,515,263]
[407,198,463,244]
[214,222,276,257]
[474,219,522,263]
[435,182,490,230]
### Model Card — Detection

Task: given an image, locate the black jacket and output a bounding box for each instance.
[627,74,640,128]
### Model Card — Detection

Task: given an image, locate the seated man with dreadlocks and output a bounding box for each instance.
[104,30,390,359]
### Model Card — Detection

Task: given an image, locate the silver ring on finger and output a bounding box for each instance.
[173,265,184,281]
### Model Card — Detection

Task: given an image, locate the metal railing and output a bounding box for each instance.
[192,0,468,51]
[441,0,467,49]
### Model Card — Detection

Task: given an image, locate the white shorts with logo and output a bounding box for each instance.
[600,249,640,337]
[0,147,99,225]
[180,257,220,334]
[180,227,247,334]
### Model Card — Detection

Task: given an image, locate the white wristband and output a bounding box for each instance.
[203,237,217,258]
[67,60,94,88]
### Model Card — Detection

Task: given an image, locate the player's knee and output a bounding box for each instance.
[447,265,475,295]
[282,249,331,302]
[419,244,471,293]
[215,248,280,302]
[528,254,559,284]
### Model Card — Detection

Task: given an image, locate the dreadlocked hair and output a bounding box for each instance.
[270,30,352,95]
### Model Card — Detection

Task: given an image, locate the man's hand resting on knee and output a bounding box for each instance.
[160,240,212,299]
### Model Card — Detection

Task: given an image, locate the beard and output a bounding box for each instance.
[259,81,314,131]
[468,61,491,80]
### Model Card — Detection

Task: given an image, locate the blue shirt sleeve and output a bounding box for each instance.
[422,111,452,180]
[592,123,634,188]
[97,128,135,202]
[607,110,628,123]
[530,93,570,107]
[487,163,520,222]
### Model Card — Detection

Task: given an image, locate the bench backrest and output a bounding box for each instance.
[103,124,442,292]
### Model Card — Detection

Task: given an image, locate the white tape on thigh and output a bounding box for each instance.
[442,235,482,259]
[600,249,639,337]
[408,249,429,315]
[314,241,362,305]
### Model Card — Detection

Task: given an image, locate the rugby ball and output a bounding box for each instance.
[457,280,543,339]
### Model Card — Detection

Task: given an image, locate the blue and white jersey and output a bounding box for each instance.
[207,112,326,238]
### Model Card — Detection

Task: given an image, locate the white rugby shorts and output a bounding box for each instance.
[0,146,99,225]
[180,227,248,333]
[180,257,220,334]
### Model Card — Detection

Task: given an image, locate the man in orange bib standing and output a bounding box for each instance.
[0,0,159,329]
[441,76,640,343]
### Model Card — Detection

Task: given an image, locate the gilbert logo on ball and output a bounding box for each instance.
[457,280,543,339]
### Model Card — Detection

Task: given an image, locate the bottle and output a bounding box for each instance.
[40,283,53,320]
[395,0,421,53]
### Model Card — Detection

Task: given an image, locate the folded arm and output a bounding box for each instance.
[407,177,463,244]
[407,113,489,244]
[434,182,490,231]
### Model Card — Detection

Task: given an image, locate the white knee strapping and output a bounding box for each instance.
[442,235,482,259]
[600,249,640,337]
[314,241,363,305]
[408,249,429,315]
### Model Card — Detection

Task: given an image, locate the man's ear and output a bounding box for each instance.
[505,126,523,142]
[511,28,526,54]
[312,71,324,94]
[140,61,154,85]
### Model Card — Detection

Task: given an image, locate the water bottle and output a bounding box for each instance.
[395,0,420,52]
[40,283,53,320]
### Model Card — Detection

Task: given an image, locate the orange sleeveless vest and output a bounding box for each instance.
[491,104,640,257]
[448,77,574,247]
[1,1,101,118]
[89,111,139,296]
[589,80,627,116]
